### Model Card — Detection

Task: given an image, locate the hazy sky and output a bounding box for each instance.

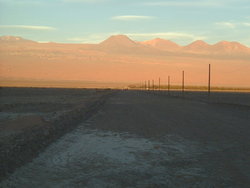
[0,0,250,46]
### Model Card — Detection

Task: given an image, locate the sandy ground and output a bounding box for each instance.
[1,89,250,187]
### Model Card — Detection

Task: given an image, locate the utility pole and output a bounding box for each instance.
[148,80,150,90]
[168,76,170,94]
[152,80,154,91]
[208,64,211,95]
[182,71,185,94]
[159,77,161,91]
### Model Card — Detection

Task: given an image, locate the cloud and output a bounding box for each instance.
[38,41,50,43]
[67,33,118,43]
[0,0,44,5]
[111,15,155,21]
[215,22,236,28]
[63,0,108,3]
[215,21,250,28]
[0,25,56,30]
[124,32,206,40]
[67,37,92,42]
[144,1,220,7]
[67,32,206,44]
[242,22,250,26]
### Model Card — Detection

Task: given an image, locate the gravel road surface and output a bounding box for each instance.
[1,90,250,188]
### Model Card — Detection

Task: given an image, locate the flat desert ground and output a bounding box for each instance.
[1,87,250,187]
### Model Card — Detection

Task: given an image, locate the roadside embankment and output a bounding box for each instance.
[0,87,115,180]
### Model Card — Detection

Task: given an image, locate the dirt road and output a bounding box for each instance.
[1,90,250,187]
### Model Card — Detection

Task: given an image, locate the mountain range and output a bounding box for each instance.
[1,35,250,87]
[1,35,250,56]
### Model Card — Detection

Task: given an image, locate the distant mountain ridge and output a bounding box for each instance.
[212,41,250,54]
[1,35,250,87]
[99,35,138,48]
[97,35,162,54]
[0,36,36,43]
[183,40,211,51]
[139,37,250,55]
[1,35,250,55]
[139,38,181,51]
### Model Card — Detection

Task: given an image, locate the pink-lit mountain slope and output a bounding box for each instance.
[211,41,250,54]
[0,36,37,44]
[97,35,162,55]
[183,40,211,51]
[139,38,181,51]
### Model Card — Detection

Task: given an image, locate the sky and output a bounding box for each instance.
[0,0,250,46]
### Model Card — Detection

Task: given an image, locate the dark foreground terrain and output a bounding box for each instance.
[1,88,250,187]
[0,87,114,180]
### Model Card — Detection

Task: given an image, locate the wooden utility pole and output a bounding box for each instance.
[208,64,211,95]
[168,76,170,93]
[152,80,154,91]
[159,77,161,91]
[182,71,185,93]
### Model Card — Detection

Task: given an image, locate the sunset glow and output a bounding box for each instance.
[0,0,250,88]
